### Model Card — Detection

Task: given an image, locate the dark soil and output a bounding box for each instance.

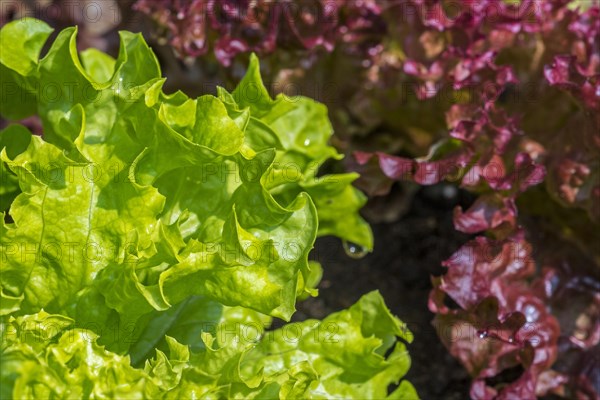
[297,183,476,399]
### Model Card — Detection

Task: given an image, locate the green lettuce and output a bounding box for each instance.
[0,18,414,399]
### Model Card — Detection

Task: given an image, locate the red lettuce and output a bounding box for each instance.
[133,0,386,65]
[353,1,599,398]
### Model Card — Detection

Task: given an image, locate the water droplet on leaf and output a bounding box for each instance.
[478,330,488,339]
[343,241,368,259]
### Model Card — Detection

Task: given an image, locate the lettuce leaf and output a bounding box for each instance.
[1,292,415,399]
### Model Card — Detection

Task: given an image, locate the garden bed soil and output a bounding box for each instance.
[296,183,476,399]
